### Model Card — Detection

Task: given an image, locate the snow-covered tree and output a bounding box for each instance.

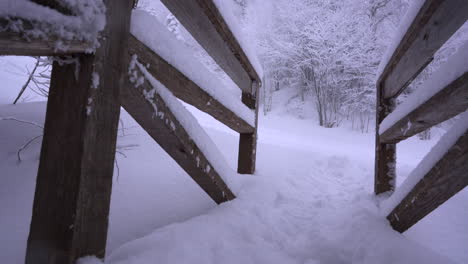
[252,0,407,130]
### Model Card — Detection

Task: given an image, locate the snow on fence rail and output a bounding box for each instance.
[130,10,255,131]
[157,0,263,174]
[374,0,468,233]
[379,42,468,143]
[0,0,106,54]
[212,0,263,79]
[382,112,468,232]
[160,0,262,94]
[376,0,468,99]
[0,0,262,263]
[122,61,236,203]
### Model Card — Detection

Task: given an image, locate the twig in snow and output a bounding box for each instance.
[17,135,43,162]
[115,158,120,182]
[115,149,128,158]
[0,117,43,129]
[119,118,126,136]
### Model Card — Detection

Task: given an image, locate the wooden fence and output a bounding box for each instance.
[1,0,261,263]
[375,0,468,232]
[4,0,466,262]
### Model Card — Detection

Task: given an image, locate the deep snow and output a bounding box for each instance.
[1,100,467,264]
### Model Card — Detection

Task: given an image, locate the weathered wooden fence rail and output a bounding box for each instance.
[0,18,93,56]
[387,129,468,232]
[375,0,468,232]
[127,35,254,134]
[0,0,262,263]
[121,65,236,204]
[160,0,262,173]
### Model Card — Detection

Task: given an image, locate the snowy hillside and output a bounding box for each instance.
[1,101,467,264]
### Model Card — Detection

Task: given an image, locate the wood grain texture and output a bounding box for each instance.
[25,1,133,263]
[121,67,236,204]
[374,83,397,195]
[378,0,468,99]
[128,35,254,133]
[387,129,468,233]
[381,72,468,144]
[160,0,259,93]
[237,83,259,174]
[30,0,73,15]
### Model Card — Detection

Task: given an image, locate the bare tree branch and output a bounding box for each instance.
[13,57,40,104]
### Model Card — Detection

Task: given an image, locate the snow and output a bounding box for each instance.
[381,111,468,216]
[86,98,93,116]
[376,0,425,80]
[77,256,102,264]
[0,0,106,50]
[127,54,144,88]
[130,10,255,127]
[92,72,100,89]
[2,2,467,263]
[1,101,467,264]
[135,62,238,189]
[212,0,264,79]
[379,41,468,134]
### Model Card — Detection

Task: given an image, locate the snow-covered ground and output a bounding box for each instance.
[1,99,467,264]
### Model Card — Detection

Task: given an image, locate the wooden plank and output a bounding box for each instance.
[374,84,397,194]
[25,1,133,263]
[379,0,468,99]
[0,19,92,56]
[381,72,468,143]
[128,35,254,133]
[387,129,468,233]
[121,67,236,204]
[237,83,259,174]
[30,0,73,15]
[0,31,91,56]
[160,0,259,93]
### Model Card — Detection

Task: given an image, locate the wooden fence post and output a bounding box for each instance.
[374,84,396,194]
[25,1,133,263]
[238,81,259,174]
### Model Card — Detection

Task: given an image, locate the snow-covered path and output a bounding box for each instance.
[1,103,466,264]
[103,113,453,264]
